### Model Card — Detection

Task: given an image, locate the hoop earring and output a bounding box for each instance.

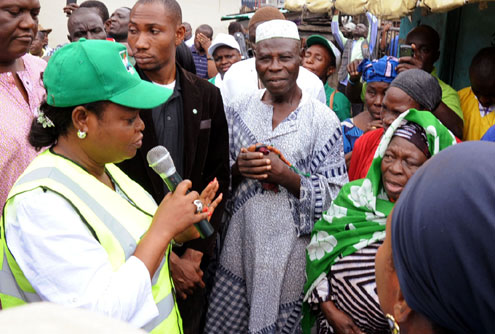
[386,314,400,334]
[77,130,87,139]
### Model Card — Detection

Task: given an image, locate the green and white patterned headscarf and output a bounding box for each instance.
[302,109,457,333]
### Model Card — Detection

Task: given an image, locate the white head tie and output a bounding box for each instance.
[255,19,300,44]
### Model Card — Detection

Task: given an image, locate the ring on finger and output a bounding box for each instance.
[193,200,203,214]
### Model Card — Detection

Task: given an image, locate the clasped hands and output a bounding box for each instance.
[235,146,289,186]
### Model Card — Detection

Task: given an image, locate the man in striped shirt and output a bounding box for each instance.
[190,24,213,79]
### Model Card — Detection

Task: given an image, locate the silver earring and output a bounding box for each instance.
[77,130,87,139]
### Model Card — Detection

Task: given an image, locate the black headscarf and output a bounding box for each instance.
[392,141,495,333]
[393,121,431,159]
[390,69,442,111]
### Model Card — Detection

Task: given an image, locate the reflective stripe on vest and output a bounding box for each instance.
[142,292,175,332]
[0,251,41,303]
[15,167,137,260]
[1,151,181,333]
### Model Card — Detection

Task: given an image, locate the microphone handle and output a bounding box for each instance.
[163,172,182,192]
[164,172,215,239]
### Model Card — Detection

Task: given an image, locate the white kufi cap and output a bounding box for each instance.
[255,19,300,44]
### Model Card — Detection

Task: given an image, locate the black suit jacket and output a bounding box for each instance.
[118,64,230,256]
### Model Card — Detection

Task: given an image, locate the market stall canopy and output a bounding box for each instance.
[285,0,495,19]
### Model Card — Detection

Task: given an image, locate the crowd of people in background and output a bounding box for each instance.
[0,0,494,333]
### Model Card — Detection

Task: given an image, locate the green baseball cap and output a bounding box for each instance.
[306,34,341,67]
[43,39,172,108]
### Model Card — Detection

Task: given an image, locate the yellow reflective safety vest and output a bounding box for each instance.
[0,150,182,333]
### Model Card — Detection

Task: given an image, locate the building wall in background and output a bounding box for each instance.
[39,0,241,48]
[399,3,495,90]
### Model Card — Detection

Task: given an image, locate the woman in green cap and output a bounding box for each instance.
[302,109,457,334]
[0,39,222,334]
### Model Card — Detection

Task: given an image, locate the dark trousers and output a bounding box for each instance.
[178,287,206,334]
[177,253,216,334]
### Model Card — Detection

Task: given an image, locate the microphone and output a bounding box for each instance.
[147,145,215,239]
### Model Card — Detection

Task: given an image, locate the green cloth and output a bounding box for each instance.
[325,83,351,121]
[431,68,464,121]
[208,76,216,85]
[361,81,366,103]
[302,109,457,333]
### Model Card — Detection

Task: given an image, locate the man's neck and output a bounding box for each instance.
[53,136,106,179]
[143,63,177,85]
[0,57,24,73]
[263,85,302,130]
[109,32,128,43]
[263,85,302,107]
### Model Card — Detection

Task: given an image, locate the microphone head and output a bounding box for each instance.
[147,145,176,177]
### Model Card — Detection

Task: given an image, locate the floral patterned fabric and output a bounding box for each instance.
[302,109,457,332]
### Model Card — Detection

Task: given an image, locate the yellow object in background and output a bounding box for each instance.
[367,0,416,19]
[335,0,368,15]
[285,0,306,11]
[306,0,333,13]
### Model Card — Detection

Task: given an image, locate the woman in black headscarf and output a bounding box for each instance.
[375,141,495,334]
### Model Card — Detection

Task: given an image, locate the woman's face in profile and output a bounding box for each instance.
[381,136,428,202]
[85,102,145,164]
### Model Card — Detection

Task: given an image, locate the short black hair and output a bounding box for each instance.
[80,0,109,23]
[470,46,495,80]
[196,24,213,39]
[228,22,243,35]
[409,25,440,51]
[134,0,182,24]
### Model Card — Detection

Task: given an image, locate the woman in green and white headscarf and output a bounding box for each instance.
[302,109,457,334]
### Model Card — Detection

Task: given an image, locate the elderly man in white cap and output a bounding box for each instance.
[208,33,242,91]
[302,34,351,121]
[219,7,326,107]
[204,20,347,334]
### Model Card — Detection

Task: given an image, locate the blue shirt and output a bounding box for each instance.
[481,125,495,142]
[190,45,208,79]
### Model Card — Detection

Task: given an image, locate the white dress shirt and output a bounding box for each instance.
[220,57,326,107]
[185,37,194,48]
[5,187,158,328]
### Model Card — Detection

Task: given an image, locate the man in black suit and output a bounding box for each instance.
[119,0,229,332]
